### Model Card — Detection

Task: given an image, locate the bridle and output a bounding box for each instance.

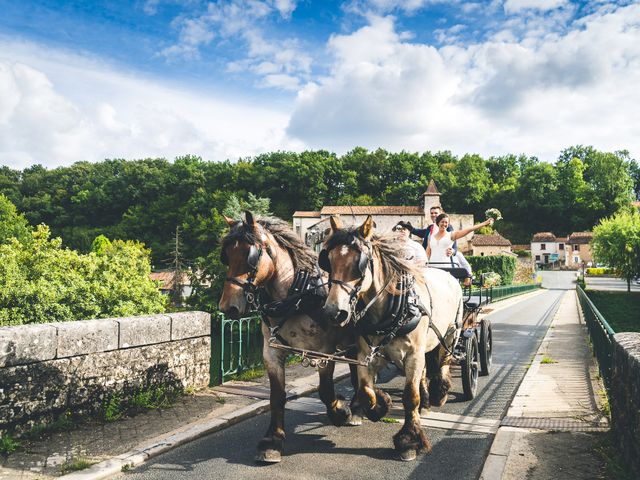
[319,237,392,323]
[222,243,274,310]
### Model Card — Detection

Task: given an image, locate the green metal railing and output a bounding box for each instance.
[469,282,541,302]
[490,283,542,301]
[577,285,615,390]
[210,313,263,386]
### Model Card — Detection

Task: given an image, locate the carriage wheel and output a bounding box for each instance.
[479,320,492,376]
[461,333,479,400]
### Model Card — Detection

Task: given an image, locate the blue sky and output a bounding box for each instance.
[1,1,639,168]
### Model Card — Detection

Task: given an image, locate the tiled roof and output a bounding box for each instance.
[150,271,188,289]
[511,244,530,251]
[471,233,512,246]
[423,179,440,195]
[556,237,568,242]
[293,211,321,218]
[567,231,593,244]
[632,201,640,208]
[532,232,556,242]
[320,206,423,215]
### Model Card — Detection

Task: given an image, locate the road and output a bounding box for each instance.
[120,272,575,480]
[585,275,640,292]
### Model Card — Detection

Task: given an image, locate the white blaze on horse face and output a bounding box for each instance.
[261,234,267,242]
[340,245,349,256]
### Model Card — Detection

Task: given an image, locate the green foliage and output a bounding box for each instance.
[222,192,271,219]
[592,211,640,291]
[103,393,123,422]
[59,458,95,474]
[0,194,31,245]
[586,268,614,275]
[0,435,21,455]
[467,255,517,285]
[513,249,531,258]
[0,225,167,325]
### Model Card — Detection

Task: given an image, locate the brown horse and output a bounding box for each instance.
[320,215,463,461]
[218,212,360,463]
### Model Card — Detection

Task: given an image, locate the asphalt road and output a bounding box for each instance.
[585,275,640,292]
[121,272,575,480]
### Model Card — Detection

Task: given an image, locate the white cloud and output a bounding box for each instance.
[0,39,301,169]
[503,0,569,15]
[160,0,307,89]
[287,4,640,161]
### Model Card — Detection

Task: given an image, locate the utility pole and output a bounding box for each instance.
[170,226,185,307]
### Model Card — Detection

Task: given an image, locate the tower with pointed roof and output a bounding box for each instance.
[422,179,441,215]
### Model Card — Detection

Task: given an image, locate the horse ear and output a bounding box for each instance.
[223,215,235,226]
[330,216,342,232]
[359,215,374,240]
[244,211,257,231]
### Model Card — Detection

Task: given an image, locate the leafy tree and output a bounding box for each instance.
[223,193,272,219]
[591,211,640,292]
[0,225,166,326]
[0,194,31,245]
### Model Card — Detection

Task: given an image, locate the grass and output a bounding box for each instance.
[380,417,400,424]
[541,355,558,364]
[586,291,640,332]
[0,435,21,455]
[59,458,95,474]
[597,388,611,418]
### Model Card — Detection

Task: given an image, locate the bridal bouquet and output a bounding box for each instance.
[485,208,503,221]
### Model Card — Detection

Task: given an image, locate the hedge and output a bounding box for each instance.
[466,255,517,285]
[585,267,615,275]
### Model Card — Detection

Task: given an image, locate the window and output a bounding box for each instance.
[573,256,579,263]
[480,252,485,256]
[573,244,579,251]
[541,243,546,250]
[559,243,564,250]
[535,255,540,261]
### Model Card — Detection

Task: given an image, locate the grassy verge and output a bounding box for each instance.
[585,291,640,332]
[59,458,96,474]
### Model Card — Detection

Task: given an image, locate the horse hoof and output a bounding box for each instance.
[256,449,282,463]
[398,449,417,462]
[347,414,363,426]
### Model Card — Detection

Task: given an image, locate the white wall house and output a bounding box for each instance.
[531,232,567,266]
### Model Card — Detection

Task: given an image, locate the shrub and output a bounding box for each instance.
[0,225,167,326]
[466,255,517,285]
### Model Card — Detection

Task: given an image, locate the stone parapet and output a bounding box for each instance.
[611,332,640,477]
[0,312,211,434]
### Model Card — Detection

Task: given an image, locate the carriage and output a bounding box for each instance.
[428,263,493,400]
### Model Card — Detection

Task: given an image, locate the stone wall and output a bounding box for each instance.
[0,312,210,434]
[611,332,640,477]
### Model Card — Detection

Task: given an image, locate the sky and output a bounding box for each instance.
[0,0,639,169]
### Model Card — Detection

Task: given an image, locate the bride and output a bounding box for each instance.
[427,213,494,265]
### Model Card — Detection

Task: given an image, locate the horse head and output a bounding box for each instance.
[320,215,376,327]
[218,210,277,319]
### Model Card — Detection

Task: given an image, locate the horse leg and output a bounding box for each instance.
[256,351,287,463]
[393,353,431,461]
[419,366,429,412]
[357,363,392,422]
[426,343,454,407]
[318,361,353,426]
[347,363,363,426]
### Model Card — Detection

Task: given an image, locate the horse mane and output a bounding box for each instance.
[222,216,317,271]
[323,228,424,286]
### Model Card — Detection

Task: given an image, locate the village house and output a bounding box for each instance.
[292,181,474,253]
[565,232,594,268]
[530,231,593,268]
[469,232,513,257]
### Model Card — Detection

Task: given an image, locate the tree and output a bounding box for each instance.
[0,225,167,326]
[0,194,31,245]
[591,211,640,292]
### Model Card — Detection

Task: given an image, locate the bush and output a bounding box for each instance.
[0,225,167,326]
[467,255,517,285]
[586,267,614,275]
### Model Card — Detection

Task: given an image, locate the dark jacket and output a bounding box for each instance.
[407,223,458,253]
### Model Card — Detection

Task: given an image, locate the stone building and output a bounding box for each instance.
[565,232,594,267]
[292,180,474,252]
[469,232,513,257]
[531,232,566,266]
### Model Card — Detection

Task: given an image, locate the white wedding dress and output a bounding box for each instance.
[428,230,454,265]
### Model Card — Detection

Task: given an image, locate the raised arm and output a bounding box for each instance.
[450,218,494,241]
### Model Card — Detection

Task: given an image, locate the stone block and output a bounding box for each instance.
[170,311,211,340]
[118,315,171,348]
[0,324,57,367]
[56,318,119,358]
